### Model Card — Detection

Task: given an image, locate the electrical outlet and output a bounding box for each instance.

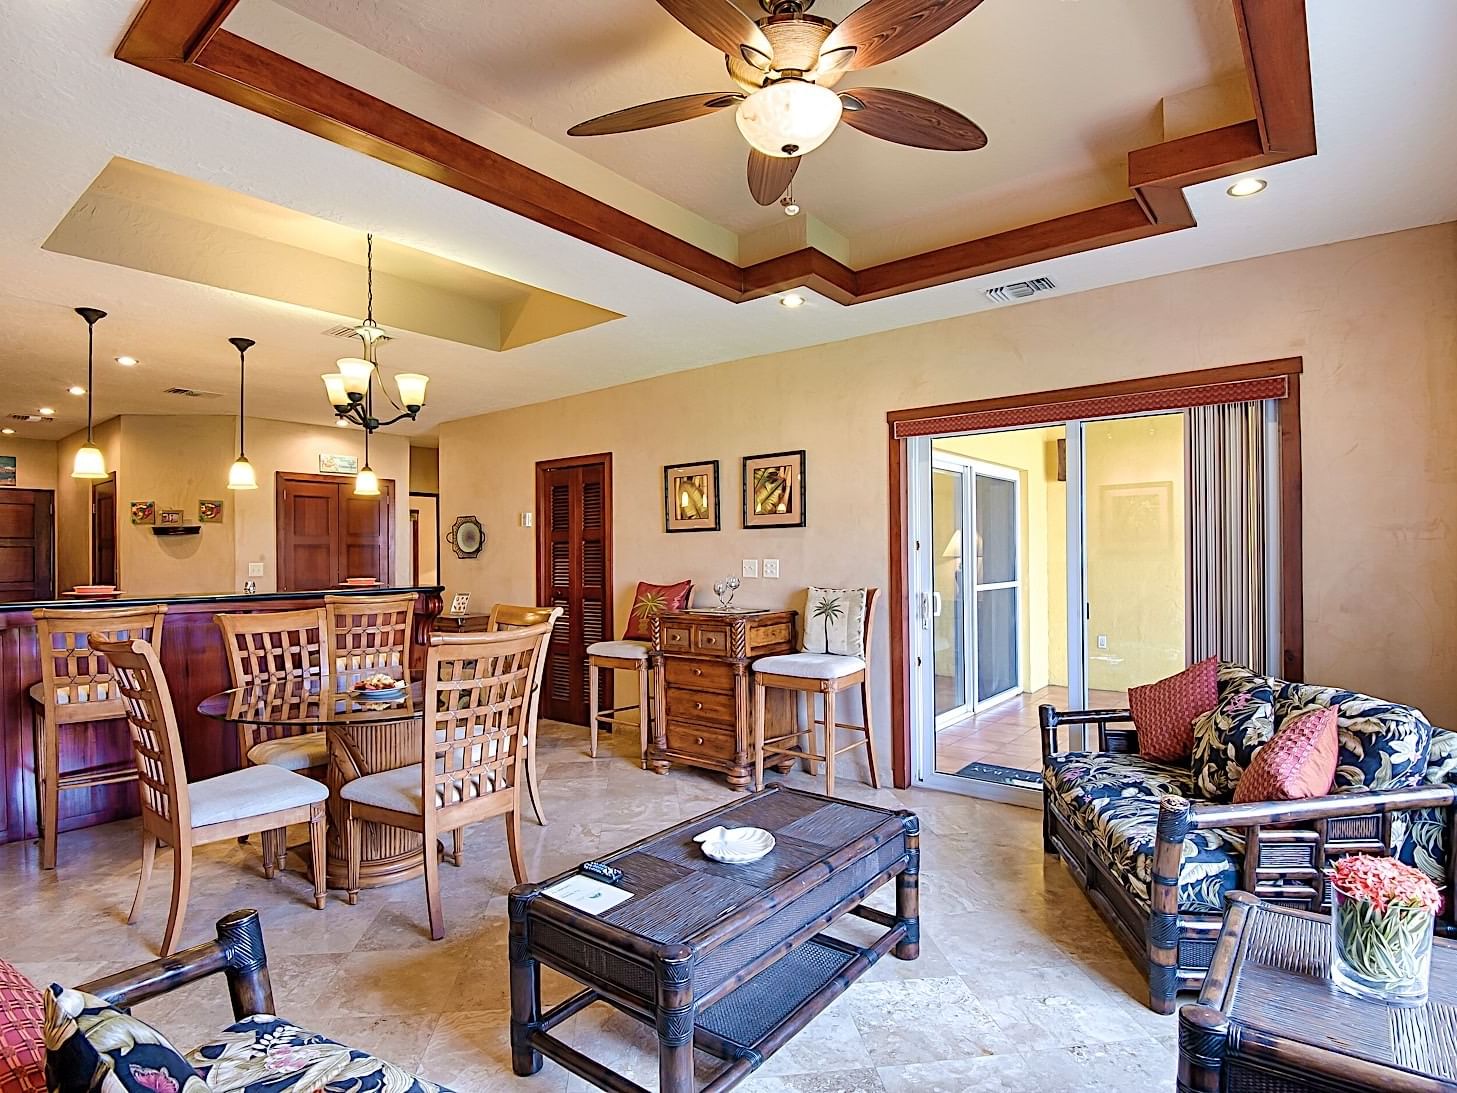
[1097,634,1108,650]
[762,558,780,578]
[742,558,759,578]
[247,562,265,577]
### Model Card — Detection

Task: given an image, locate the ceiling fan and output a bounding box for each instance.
[567,0,990,206]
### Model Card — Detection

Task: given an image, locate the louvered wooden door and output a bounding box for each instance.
[536,455,613,725]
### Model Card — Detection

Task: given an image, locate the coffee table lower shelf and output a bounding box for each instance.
[519,913,904,1093]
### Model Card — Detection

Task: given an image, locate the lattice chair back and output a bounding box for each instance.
[486,603,559,632]
[32,605,168,723]
[215,607,328,755]
[324,593,414,674]
[86,635,190,836]
[422,622,553,826]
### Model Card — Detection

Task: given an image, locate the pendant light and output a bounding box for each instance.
[227,337,258,490]
[354,426,380,496]
[71,307,108,479]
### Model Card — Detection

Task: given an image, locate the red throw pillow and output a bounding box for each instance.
[0,958,45,1093]
[1234,706,1339,803]
[1128,656,1219,763]
[621,580,692,641]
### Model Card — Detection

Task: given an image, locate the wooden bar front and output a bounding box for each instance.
[0,586,443,847]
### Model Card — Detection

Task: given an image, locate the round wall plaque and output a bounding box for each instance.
[447,515,485,559]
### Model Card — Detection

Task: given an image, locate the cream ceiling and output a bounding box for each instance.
[259,0,1251,265]
[0,0,1453,446]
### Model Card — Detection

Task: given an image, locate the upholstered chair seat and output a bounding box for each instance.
[188,765,328,829]
[585,639,651,660]
[752,653,867,680]
[245,732,328,772]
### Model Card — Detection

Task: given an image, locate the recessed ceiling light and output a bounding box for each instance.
[1,428,13,435]
[68,385,86,396]
[114,355,138,366]
[38,407,55,416]
[779,293,806,309]
[1226,177,1267,198]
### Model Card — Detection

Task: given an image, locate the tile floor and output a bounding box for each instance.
[934,687,1127,776]
[1,719,1176,1092]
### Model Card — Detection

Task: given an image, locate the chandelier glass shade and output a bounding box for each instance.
[736,79,842,158]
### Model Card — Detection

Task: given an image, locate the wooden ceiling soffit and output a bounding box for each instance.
[116,0,1314,307]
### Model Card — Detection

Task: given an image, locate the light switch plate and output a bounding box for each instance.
[742,558,759,578]
[1097,634,1108,650]
[762,559,780,578]
[521,512,533,528]
[247,562,265,577]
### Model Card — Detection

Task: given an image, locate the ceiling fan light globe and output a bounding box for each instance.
[736,80,841,158]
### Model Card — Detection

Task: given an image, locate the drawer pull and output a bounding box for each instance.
[695,736,705,746]
[693,701,703,710]
[692,667,703,676]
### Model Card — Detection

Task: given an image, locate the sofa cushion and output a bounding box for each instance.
[1394,727,1457,885]
[1234,706,1338,803]
[42,984,208,1093]
[0,959,44,1093]
[1043,752,1240,914]
[1276,680,1432,792]
[1128,657,1218,763]
[187,1014,451,1093]
[1191,680,1276,801]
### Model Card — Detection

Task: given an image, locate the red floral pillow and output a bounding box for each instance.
[1128,656,1219,763]
[1235,706,1339,803]
[621,580,692,641]
[0,958,45,1093]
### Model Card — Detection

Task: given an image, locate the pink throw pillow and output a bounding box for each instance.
[0,958,45,1093]
[1128,657,1219,763]
[1234,706,1338,803]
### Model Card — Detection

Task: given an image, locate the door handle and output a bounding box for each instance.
[931,592,942,618]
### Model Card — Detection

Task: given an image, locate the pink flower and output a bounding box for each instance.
[1331,854,1442,914]
[130,1067,179,1093]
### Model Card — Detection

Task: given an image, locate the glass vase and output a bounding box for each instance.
[1330,882,1434,1006]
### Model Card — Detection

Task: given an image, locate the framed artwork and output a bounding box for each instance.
[0,455,15,487]
[449,592,471,616]
[198,499,224,523]
[663,460,719,533]
[447,515,485,559]
[159,509,183,526]
[742,450,806,529]
[130,500,156,525]
[319,453,359,476]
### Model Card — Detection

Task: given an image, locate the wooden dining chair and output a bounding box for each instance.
[751,587,882,797]
[324,593,415,674]
[341,622,552,940]
[89,634,329,956]
[30,605,168,870]
[487,604,564,827]
[215,607,329,872]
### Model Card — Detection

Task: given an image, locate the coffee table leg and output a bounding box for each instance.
[895,820,921,961]
[509,894,542,1076]
[656,946,696,1093]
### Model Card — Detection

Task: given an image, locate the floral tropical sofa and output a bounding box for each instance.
[1040,663,1457,1013]
[1,909,452,1093]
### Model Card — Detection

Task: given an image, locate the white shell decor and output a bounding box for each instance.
[694,825,775,864]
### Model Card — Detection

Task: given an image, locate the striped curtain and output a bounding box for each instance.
[1186,401,1274,674]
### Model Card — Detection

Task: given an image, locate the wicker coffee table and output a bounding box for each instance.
[1179,891,1457,1092]
[508,784,920,1092]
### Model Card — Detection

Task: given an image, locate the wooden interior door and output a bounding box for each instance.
[91,476,116,586]
[536,454,612,725]
[0,489,54,602]
[276,473,394,591]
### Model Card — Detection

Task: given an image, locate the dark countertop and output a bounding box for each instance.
[0,585,444,616]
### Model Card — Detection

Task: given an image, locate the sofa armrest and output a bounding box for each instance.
[77,909,273,1021]
[1038,704,1137,759]
[1187,784,1457,830]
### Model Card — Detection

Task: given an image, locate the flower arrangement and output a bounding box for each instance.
[1329,854,1441,1004]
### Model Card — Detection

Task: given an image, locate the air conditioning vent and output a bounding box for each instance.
[163,386,223,399]
[323,324,392,345]
[984,276,1057,303]
[9,413,52,422]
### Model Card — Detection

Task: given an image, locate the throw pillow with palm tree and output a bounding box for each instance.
[800,586,868,656]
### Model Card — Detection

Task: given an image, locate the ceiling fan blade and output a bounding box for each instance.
[747,149,800,205]
[568,92,743,137]
[822,0,987,70]
[839,87,987,150]
[656,0,772,64]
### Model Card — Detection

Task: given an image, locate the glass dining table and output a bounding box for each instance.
[198,671,432,891]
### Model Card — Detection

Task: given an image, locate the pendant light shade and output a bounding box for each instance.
[394,373,429,410]
[354,464,380,497]
[228,337,258,491]
[71,307,109,480]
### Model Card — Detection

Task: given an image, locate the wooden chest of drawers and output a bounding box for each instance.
[649,608,797,788]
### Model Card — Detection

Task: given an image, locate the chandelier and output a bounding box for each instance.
[321,233,429,434]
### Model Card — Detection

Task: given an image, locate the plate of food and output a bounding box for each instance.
[693,825,775,864]
[351,673,407,701]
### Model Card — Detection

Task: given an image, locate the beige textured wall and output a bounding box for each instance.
[0,436,58,490]
[438,223,1457,737]
[409,446,440,494]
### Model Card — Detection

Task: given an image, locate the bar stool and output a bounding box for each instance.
[30,604,168,870]
[586,641,654,768]
[751,588,881,797]
[488,604,564,826]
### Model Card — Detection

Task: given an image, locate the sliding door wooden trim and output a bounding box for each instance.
[885,356,1305,790]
